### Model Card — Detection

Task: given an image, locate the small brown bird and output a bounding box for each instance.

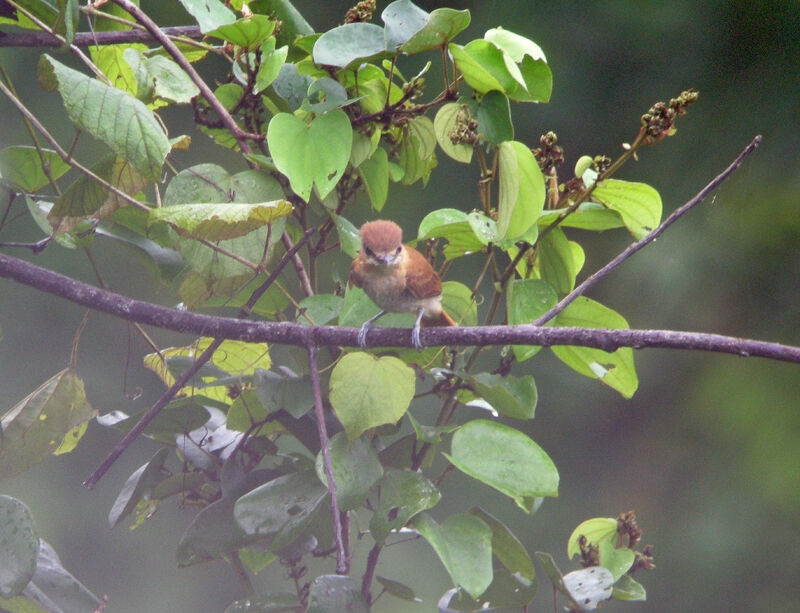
[349,220,456,349]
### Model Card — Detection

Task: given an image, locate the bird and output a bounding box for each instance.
[349,220,456,350]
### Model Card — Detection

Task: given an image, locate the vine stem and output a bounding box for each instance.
[307,344,347,575]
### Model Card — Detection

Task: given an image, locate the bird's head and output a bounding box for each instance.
[359,220,404,266]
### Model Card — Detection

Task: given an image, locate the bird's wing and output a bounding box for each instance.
[404,246,442,299]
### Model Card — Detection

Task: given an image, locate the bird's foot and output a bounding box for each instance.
[357,322,371,349]
[411,322,424,351]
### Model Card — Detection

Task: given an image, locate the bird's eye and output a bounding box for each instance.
[364,247,374,258]
[395,246,402,254]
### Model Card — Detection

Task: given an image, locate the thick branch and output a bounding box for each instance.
[1,253,798,363]
[0,26,204,47]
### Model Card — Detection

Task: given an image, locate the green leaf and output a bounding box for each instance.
[448,41,510,95]
[306,576,368,613]
[148,200,291,241]
[434,103,474,164]
[468,507,535,582]
[358,146,389,211]
[252,0,314,49]
[382,0,429,51]
[534,551,569,597]
[567,518,618,559]
[210,15,276,48]
[441,281,478,327]
[130,53,201,104]
[329,212,361,258]
[375,576,420,603]
[271,63,313,111]
[315,433,383,510]
[48,154,147,234]
[162,164,286,278]
[444,569,537,611]
[399,7,470,54]
[297,294,343,326]
[37,55,169,182]
[0,370,95,479]
[178,0,235,33]
[176,468,277,566]
[254,39,288,93]
[234,470,327,552]
[592,179,662,239]
[143,338,271,404]
[538,227,578,294]
[417,208,485,260]
[463,90,513,145]
[612,573,647,601]
[0,496,39,598]
[107,448,170,529]
[538,202,624,231]
[267,110,352,202]
[445,419,558,511]
[497,141,545,240]
[312,23,388,70]
[484,27,546,64]
[108,400,211,445]
[338,285,381,328]
[598,541,636,582]
[301,77,361,114]
[328,352,415,439]
[551,297,639,398]
[398,116,437,185]
[370,470,440,545]
[506,279,558,361]
[460,372,538,420]
[24,540,101,612]
[0,146,70,192]
[413,512,493,600]
[484,27,552,102]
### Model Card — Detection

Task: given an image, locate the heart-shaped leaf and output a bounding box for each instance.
[267,110,352,202]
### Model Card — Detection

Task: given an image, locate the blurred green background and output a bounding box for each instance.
[1,1,798,611]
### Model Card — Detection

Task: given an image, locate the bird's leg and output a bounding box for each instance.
[411,308,426,351]
[358,310,386,348]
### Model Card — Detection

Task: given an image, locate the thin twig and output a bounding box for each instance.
[534,135,762,326]
[282,231,314,297]
[307,344,347,575]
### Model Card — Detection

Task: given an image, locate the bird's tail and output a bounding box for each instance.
[421,309,457,328]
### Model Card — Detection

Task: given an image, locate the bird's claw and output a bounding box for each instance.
[357,322,371,349]
[411,324,424,351]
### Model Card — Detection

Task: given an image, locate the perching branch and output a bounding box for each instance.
[1,251,798,363]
